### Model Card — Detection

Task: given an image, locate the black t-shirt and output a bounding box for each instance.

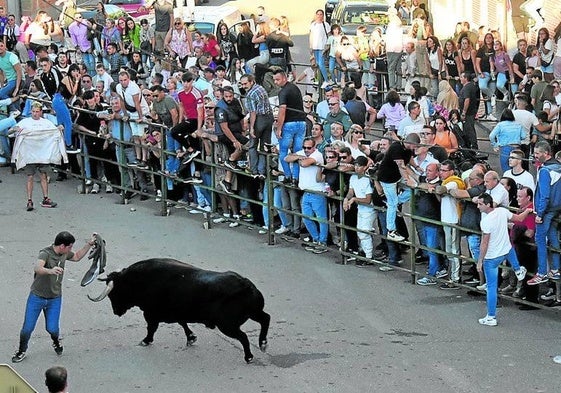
[512,52,527,84]
[459,183,486,232]
[345,99,367,127]
[459,81,480,115]
[476,46,494,73]
[444,51,459,77]
[266,32,293,59]
[415,176,441,221]
[377,141,413,183]
[278,82,306,122]
[215,99,244,134]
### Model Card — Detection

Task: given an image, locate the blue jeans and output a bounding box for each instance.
[82,52,95,76]
[313,49,329,82]
[380,181,411,232]
[377,210,400,263]
[478,72,496,115]
[328,56,339,82]
[165,129,180,175]
[0,79,16,100]
[499,145,516,173]
[263,184,288,227]
[18,293,62,352]
[536,211,560,275]
[466,233,481,261]
[301,192,328,243]
[484,248,521,317]
[424,225,440,276]
[496,72,509,97]
[279,121,306,181]
[52,93,73,146]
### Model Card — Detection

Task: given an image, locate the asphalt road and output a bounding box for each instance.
[1,159,561,392]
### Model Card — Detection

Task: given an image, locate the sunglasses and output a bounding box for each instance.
[342,43,350,46]
[339,155,348,159]
[326,155,337,159]
[175,22,182,25]
[143,93,151,97]
[328,102,338,106]
[303,99,312,103]
[152,94,159,97]
[302,146,314,150]
[353,131,364,134]
[82,79,91,83]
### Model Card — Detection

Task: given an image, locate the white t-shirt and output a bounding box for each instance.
[309,21,329,50]
[116,81,150,115]
[480,207,513,259]
[441,182,459,224]
[512,109,538,144]
[349,174,374,213]
[503,169,535,192]
[486,183,509,207]
[297,149,324,192]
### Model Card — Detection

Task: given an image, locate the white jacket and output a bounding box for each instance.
[11,118,68,170]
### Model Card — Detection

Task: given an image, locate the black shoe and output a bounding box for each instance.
[65,145,80,154]
[439,282,460,290]
[219,179,233,195]
[136,161,149,169]
[11,350,26,363]
[224,160,238,170]
[182,150,200,164]
[53,341,63,355]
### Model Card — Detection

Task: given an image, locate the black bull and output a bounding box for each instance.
[88,258,271,363]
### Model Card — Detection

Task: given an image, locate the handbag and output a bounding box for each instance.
[140,40,151,52]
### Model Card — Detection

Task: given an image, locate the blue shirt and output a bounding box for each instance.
[489,120,526,147]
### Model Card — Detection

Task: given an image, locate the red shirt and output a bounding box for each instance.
[177,88,203,120]
[204,39,220,57]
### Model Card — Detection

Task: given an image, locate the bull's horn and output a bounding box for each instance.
[87,281,114,302]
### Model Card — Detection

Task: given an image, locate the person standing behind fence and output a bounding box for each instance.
[45,366,69,393]
[527,141,561,285]
[150,84,180,178]
[476,193,530,326]
[241,73,273,178]
[273,69,307,187]
[285,137,328,254]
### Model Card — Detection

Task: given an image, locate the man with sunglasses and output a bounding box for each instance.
[285,138,328,254]
[322,97,352,140]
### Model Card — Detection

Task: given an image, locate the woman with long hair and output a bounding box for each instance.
[22,78,49,117]
[59,63,81,104]
[475,32,497,120]
[443,39,461,93]
[491,40,514,100]
[129,51,149,86]
[540,84,560,122]
[552,22,561,80]
[245,21,270,73]
[335,35,361,89]
[235,22,257,63]
[488,108,526,172]
[25,11,53,53]
[537,27,554,82]
[376,90,406,131]
[343,124,368,159]
[202,33,221,66]
[228,57,244,84]
[124,18,141,54]
[217,22,238,69]
[165,18,192,68]
[425,35,444,98]
[458,35,476,76]
[325,23,342,83]
[434,115,459,154]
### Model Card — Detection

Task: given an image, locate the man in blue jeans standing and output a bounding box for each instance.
[476,193,529,326]
[273,69,307,187]
[285,137,328,254]
[12,231,96,363]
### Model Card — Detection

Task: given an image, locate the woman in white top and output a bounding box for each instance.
[553,22,561,80]
[537,27,554,82]
[25,11,53,52]
[165,18,192,68]
[425,35,444,98]
[343,124,368,159]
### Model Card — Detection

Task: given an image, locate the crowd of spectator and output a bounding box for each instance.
[2,2,561,323]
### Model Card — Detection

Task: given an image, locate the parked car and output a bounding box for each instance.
[324,0,339,23]
[330,0,392,37]
[78,4,131,21]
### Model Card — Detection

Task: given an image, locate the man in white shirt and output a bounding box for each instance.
[344,155,375,260]
[284,137,328,254]
[503,149,535,191]
[309,9,330,85]
[116,70,150,167]
[476,193,530,326]
[483,170,510,207]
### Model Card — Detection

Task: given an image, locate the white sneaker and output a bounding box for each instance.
[155,190,162,202]
[189,205,204,214]
[91,183,100,194]
[515,266,527,281]
[387,230,405,242]
[275,226,289,235]
[476,283,487,291]
[486,114,498,121]
[85,179,93,186]
[228,221,240,228]
[105,184,113,193]
[478,315,497,326]
[258,226,268,234]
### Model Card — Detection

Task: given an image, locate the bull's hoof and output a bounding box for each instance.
[259,340,268,352]
[245,354,254,364]
[187,334,197,346]
[139,340,152,347]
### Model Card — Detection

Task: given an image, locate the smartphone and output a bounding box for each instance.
[359,139,370,145]
[107,108,113,114]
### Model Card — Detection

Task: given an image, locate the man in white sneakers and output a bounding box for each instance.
[476,193,530,326]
